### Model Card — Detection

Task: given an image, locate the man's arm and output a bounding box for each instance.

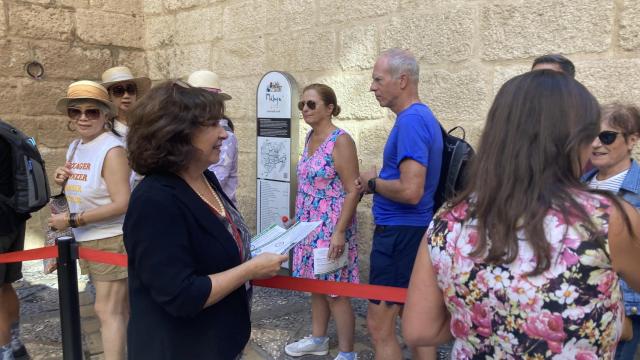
[362,159,426,205]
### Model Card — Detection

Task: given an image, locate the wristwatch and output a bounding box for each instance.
[368,177,377,194]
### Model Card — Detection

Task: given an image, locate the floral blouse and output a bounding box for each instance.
[428,192,623,359]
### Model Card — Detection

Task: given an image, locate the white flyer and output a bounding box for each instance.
[313,247,348,276]
[250,221,322,257]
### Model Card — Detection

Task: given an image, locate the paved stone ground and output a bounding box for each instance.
[13,260,640,360]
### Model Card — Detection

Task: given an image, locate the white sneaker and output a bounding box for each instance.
[284,336,329,356]
[334,353,358,360]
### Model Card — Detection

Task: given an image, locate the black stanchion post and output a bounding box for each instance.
[56,236,83,360]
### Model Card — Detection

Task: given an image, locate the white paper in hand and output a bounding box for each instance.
[251,221,322,257]
[313,247,348,276]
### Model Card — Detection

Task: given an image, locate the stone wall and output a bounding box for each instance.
[143,0,640,278]
[3,0,640,279]
[0,0,146,245]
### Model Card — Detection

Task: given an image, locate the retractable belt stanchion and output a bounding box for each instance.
[56,236,83,360]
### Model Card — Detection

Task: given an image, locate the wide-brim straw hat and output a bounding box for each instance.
[56,80,118,115]
[186,70,232,100]
[101,66,152,97]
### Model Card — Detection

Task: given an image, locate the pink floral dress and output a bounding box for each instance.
[292,128,359,283]
[428,192,623,359]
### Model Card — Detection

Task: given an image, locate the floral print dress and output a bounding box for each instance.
[292,128,359,283]
[428,192,623,359]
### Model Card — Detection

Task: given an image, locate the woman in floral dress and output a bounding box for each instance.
[403,71,640,359]
[285,84,360,360]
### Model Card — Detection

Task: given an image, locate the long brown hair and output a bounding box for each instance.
[454,70,603,275]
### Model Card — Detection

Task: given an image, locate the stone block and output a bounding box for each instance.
[0,116,39,142]
[576,59,640,105]
[0,0,6,38]
[266,30,337,73]
[38,116,76,148]
[164,0,207,11]
[340,25,377,71]
[76,9,144,48]
[143,0,163,14]
[380,6,474,64]
[358,122,390,160]
[89,0,142,14]
[218,75,260,117]
[0,78,22,115]
[0,40,113,80]
[60,0,90,8]
[318,0,398,24]
[175,6,222,44]
[620,0,640,51]
[19,79,68,116]
[146,48,174,80]
[145,14,176,49]
[311,73,385,120]
[420,67,492,128]
[172,43,211,78]
[222,0,267,39]
[481,0,613,60]
[492,64,531,99]
[266,0,314,31]
[235,119,257,153]
[8,3,74,41]
[40,147,68,189]
[214,38,266,77]
[116,49,148,78]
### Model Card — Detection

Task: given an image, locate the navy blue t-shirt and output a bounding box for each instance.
[372,103,443,226]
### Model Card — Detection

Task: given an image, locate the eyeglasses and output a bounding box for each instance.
[598,130,622,145]
[297,100,316,111]
[109,83,137,97]
[67,108,101,120]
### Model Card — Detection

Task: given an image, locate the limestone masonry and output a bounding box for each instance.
[1,0,639,279]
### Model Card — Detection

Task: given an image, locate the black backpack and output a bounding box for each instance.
[434,125,474,211]
[0,119,51,214]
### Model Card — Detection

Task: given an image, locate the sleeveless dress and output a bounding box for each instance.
[292,128,359,283]
[428,192,623,359]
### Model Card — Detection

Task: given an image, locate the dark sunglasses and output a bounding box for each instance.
[297,100,316,111]
[67,107,101,120]
[598,130,622,145]
[110,83,137,97]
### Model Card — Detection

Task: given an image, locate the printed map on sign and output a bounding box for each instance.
[258,137,290,181]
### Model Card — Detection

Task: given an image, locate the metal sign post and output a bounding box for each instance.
[255,71,299,235]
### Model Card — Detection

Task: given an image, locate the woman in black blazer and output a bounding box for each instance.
[123,81,287,360]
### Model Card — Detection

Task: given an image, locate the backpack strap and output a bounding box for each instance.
[57,139,80,194]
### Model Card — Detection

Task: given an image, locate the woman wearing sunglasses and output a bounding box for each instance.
[284,84,360,360]
[582,103,640,360]
[48,80,131,360]
[101,66,151,138]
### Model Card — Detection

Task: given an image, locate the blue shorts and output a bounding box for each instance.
[369,225,427,305]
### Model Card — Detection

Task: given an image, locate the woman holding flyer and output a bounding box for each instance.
[285,84,360,360]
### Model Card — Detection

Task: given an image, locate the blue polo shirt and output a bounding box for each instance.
[372,103,443,226]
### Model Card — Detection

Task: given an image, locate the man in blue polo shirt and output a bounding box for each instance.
[360,48,443,360]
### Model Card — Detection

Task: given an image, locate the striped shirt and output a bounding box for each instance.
[588,169,629,192]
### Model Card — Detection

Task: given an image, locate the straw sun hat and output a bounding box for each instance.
[186,70,232,100]
[101,66,151,96]
[56,80,117,115]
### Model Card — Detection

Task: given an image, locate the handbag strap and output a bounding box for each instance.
[58,139,80,193]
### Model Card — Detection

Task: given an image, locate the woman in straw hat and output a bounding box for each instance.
[187,70,239,205]
[101,66,151,138]
[48,80,130,360]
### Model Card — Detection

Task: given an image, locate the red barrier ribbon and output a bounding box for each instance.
[254,276,406,303]
[77,246,127,267]
[0,246,57,263]
[0,246,407,303]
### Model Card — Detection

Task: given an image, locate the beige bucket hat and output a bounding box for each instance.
[101,66,151,96]
[56,80,117,115]
[186,70,232,100]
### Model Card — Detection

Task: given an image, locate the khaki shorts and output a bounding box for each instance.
[78,234,128,282]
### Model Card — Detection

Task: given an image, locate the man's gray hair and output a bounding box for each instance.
[380,48,419,84]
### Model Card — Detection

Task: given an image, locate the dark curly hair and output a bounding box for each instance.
[127,80,225,175]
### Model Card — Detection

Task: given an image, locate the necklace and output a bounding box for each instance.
[194,174,226,217]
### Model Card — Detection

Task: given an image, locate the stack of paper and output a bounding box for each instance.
[250,221,322,257]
